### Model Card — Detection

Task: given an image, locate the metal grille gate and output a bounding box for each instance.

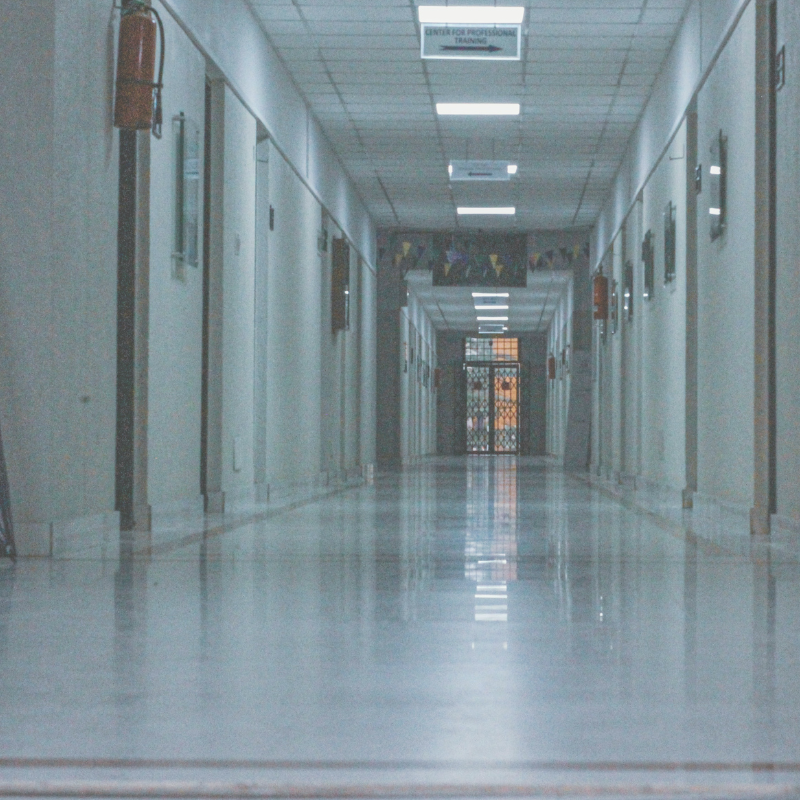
[465,362,520,454]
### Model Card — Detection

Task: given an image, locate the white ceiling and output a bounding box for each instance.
[247,0,691,232]
[406,269,571,332]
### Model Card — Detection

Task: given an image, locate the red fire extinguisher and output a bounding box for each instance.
[593,272,609,320]
[114,1,166,138]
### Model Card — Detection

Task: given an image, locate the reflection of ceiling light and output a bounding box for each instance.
[419,6,525,24]
[507,164,518,174]
[475,304,509,310]
[472,292,509,297]
[458,207,515,215]
[477,316,508,321]
[438,103,519,116]
[709,208,721,215]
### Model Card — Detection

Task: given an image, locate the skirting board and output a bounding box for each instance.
[16,511,121,558]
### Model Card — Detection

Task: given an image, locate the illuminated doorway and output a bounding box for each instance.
[465,338,520,454]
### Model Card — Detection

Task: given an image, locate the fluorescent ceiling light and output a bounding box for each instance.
[419,6,525,24]
[477,316,509,321]
[472,292,509,297]
[437,103,519,116]
[475,304,509,310]
[457,206,515,215]
[507,164,518,175]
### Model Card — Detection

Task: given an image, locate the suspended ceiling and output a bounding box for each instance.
[247,0,691,232]
[406,269,571,332]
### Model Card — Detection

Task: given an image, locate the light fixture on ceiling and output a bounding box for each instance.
[437,103,520,116]
[458,207,515,215]
[477,316,509,321]
[418,6,525,24]
[474,305,509,310]
[472,292,509,298]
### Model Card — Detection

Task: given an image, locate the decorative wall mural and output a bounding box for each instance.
[377,230,591,283]
[527,241,590,271]
[377,231,527,287]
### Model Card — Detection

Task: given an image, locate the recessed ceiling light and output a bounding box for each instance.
[437,103,520,116]
[507,164,518,175]
[457,207,515,215]
[419,6,525,24]
[472,292,509,297]
[477,316,509,321]
[474,305,509,310]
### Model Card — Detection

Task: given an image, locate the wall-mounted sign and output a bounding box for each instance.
[450,161,512,181]
[421,24,521,60]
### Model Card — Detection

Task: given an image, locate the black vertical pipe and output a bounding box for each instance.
[768,0,777,514]
[116,129,137,530]
[488,364,496,453]
[200,80,212,496]
[0,423,15,559]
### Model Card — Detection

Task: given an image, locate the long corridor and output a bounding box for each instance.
[1,459,799,797]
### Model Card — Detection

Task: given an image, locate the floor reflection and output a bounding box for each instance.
[465,456,517,624]
[0,457,798,768]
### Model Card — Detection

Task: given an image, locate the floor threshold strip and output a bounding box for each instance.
[0,782,797,799]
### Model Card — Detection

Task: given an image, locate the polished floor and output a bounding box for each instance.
[1,458,799,799]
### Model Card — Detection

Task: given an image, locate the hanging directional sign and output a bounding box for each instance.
[421,24,521,61]
[450,161,513,181]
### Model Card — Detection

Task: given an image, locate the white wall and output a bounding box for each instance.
[146,3,206,510]
[219,88,258,499]
[593,121,688,496]
[160,0,375,266]
[359,266,377,469]
[639,123,688,492]
[695,5,756,508]
[0,0,379,554]
[265,143,324,486]
[400,292,437,463]
[775,1,800,524]
[546,281,572,460]
[0,1,119,553]
[592,0,750,264]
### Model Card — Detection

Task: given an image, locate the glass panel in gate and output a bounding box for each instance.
[466,365,490,452]
[493,365,519,453]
